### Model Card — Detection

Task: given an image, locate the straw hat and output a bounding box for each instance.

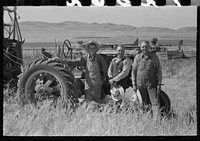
[110,85,125,101]
[84,41,101,53]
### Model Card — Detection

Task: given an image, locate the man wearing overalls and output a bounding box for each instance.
[107,45,132,104]
[67,41,108,104]
[132,41,162,117]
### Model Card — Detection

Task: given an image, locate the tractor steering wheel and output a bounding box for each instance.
[63,39,72,58]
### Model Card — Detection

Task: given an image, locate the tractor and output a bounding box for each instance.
[17,38,171,115]
[3,6,25,88]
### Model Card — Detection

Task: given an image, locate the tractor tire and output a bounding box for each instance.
[17,59,79,107]
[159,90,171,116]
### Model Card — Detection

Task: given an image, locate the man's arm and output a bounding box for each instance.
[112,57,131,82]
[107,59,114,78]
[65,56,86,67]
[131,55,138,86]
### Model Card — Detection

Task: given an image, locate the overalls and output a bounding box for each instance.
[85,57,102,103]
[136,55,159,110]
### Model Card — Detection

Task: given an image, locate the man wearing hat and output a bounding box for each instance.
[67,41,108,104]
[107,45,132,103]
[132,41,162,117]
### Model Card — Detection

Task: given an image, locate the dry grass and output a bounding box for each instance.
[3,57,197,136]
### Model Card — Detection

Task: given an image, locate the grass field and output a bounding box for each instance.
[3,56,196,136]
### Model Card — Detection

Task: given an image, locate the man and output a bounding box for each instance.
[107,45,132,102]
[67,41,108,104]
[132,41,162,116]
[150,38,161,54]
[150,38,157,53]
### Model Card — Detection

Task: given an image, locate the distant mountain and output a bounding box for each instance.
[20,21,137,32]
[176,26,197,32]
[19,21,196,42]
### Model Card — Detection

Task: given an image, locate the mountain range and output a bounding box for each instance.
[18,21,196,43]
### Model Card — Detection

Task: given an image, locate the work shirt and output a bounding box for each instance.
[108,56,131,82]
[132,52,162,88]
[67,54,108,89]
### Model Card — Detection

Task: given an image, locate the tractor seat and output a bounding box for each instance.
[41,48,52,59]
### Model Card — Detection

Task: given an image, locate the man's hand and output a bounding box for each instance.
[157,84,161,94]
[109,79,115,85]
[132,84,137,92]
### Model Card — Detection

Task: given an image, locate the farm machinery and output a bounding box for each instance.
[3,6,25,87]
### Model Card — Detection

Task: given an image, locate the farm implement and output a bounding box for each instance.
[3,6,24,86]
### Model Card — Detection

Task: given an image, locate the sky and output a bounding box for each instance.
[4,6,197,30]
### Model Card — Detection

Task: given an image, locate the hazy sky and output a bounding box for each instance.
[4,6,197,30]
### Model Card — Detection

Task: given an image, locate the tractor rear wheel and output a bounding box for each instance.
[17,59,79,107]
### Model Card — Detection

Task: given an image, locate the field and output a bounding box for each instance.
[3,56,197,136]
